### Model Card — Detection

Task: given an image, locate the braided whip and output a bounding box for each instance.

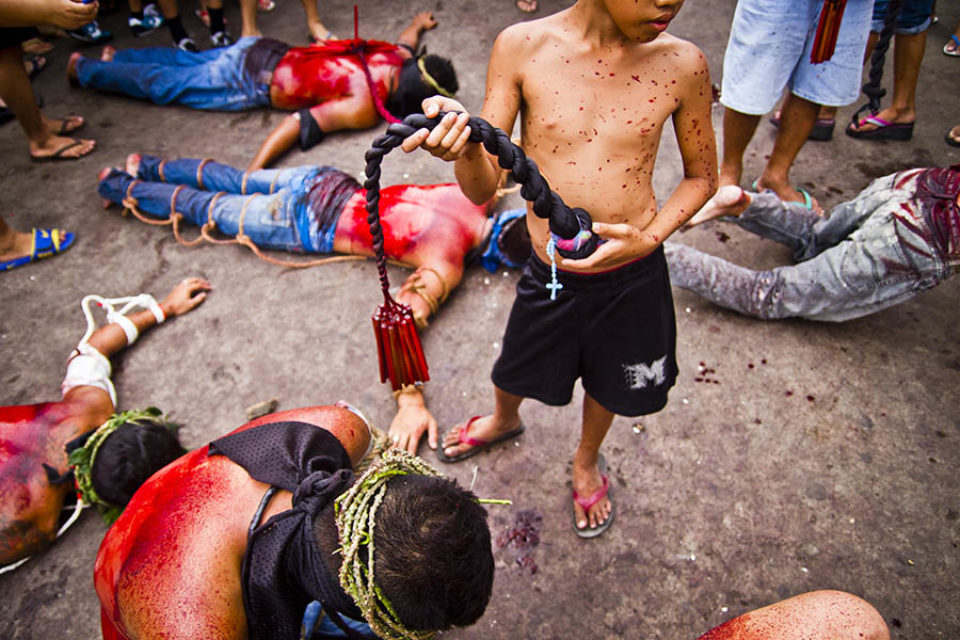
[851,0,901,125]
[362,113,600,390]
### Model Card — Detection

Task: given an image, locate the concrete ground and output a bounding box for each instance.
[1,0,958,638]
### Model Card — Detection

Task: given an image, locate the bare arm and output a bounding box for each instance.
[400,28,522,204]
[0,0,97,29]
[395,11,437,51]
[248,115,299,171]
[86,277,211,358]
[249,91,377,169]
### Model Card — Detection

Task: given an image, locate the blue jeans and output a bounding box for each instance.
[665,170,959,321]
[76,37,270,111]
[97,156,331,252]
[872,0,933,34]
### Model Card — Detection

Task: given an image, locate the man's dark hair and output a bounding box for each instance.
[498,213,532,265]
[370,474,493,631]
[91,421,186,506]
[387,54,459,119]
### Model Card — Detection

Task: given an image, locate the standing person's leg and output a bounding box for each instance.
[156,0,196,50]
[717,0,809,188]
[573,394,614,532]
[848,31,927,135]
[438,387,525,461]
[718,108,762,188]
[755,93,821,209]
[204,0,232,47]
[0,45,95,161]
[239,0,260,37]
[301,0,335,42]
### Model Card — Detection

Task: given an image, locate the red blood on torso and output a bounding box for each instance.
[336,184,488,263]
[270,40,404,110]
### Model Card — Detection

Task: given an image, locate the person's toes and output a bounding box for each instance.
[125,152,142,176]
[101,45,116,62]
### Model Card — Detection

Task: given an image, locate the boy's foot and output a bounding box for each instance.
[753,176,823,216]
[437,414,525,463]
[516,0,538,12]
[572,452,613,537]
[945,125,960,148]
[685,185,751,227]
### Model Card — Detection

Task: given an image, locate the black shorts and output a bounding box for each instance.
[491,246,677,416]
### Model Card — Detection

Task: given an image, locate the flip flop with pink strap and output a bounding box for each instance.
[436,415,525,463]
[572,456,615,538]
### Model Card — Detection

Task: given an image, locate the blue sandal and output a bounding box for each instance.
[1,228,75,272]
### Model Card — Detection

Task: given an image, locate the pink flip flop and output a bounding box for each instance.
[572,456,615,538]
[436,415,525,463]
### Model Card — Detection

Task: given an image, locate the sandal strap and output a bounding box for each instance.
[573,474,609,511]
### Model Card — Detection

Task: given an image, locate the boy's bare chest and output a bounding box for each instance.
[521,54,681,146]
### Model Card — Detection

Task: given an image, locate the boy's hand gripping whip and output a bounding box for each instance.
[363,112,600,390]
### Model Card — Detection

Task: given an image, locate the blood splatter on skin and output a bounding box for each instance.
[334,183,488,264]
[695,615,750,639]
[0,402,83,564]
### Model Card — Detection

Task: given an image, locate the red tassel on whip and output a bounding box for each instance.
[811,0,847,64]
[370,287,429,391]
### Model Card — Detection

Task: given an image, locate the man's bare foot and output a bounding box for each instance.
[516,0,538,12]
[101,45,116,62]
[754,175,823,216]
[97,166,117,208]
[686,185,751,227]
[125,153,142,177]
[29,134,96,161]
[439,414,523,461]
[572,450,612,532]
[66,51,82,85]
[847,106,915,133]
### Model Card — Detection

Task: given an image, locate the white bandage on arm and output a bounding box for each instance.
[61,344,117,406]
[106,312,139,346]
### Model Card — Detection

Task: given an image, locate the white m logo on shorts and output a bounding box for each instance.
[624,356,667,389]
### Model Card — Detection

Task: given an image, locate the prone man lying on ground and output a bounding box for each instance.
[0,278,209,569]
[97,153,531,455]
[667,165,960,321]
[67,11,456,169]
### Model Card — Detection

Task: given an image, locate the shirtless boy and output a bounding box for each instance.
[403,0,717,536]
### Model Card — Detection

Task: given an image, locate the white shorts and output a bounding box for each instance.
[720,0,873,114]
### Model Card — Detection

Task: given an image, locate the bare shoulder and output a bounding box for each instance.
[657,34,709,81]
[493,11,571,56]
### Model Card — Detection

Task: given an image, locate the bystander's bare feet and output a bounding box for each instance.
[754,175,823,216]
[30,133,96,161]
[66,51,82,84]
[439,414,521,460]
[685,184,752,227]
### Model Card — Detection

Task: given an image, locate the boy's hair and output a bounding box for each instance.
[387,54,459,119]
[367,474,493,630]
[91,421,186,506]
